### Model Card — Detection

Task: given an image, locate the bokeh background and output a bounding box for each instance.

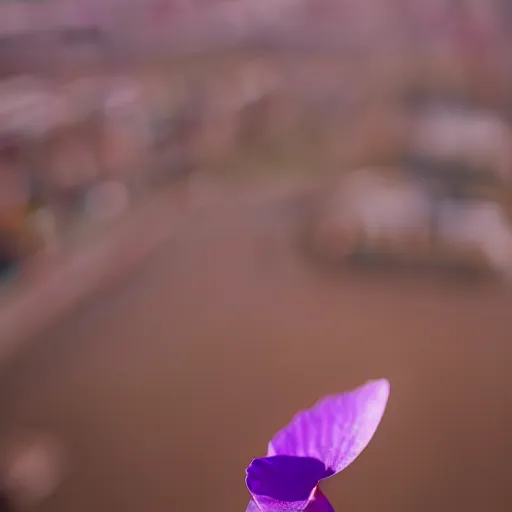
[0,1,511,511]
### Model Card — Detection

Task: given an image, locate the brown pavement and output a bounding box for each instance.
[0,185,191,363]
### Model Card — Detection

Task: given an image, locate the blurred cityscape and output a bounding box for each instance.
[0,1,511,512]
[1,0,512,275]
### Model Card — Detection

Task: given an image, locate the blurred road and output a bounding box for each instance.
[0,188,510,512]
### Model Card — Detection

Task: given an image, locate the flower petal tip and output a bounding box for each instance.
[266,378,390,474]
[362,378,390,403]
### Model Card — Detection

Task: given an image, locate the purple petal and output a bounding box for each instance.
[245,455,334,511]
[246,501,260,512]
[246,488,335,512]
[305,489,335,512]
[267,379,390,474]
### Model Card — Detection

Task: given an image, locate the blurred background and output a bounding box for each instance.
[0,0,511,511]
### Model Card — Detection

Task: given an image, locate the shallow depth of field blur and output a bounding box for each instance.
[0,1,511,511]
